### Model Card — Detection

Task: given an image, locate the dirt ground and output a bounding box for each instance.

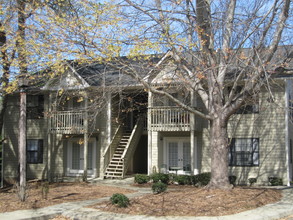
[93,185,282,217]
[0,181,134,213]
[0,181,283,218]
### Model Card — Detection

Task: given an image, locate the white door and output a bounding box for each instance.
[67,140,96,176]
[165,138,191,175]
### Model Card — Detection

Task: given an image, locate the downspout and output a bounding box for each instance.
[285,79,291,186]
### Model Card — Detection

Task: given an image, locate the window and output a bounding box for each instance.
[27,139,43,164]
[236,103,259,114]
[228,86,259,114]
[27,95,44,119]
[229,138,259,166]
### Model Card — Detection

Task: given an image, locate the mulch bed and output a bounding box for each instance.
[0,182,135,213]
[93,187,282,217]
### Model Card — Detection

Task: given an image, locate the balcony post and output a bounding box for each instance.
[47,93,52,182]
[83,92,89,181]
[147,90,153,175]
[190,90,198,174]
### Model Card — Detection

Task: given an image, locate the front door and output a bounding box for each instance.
[165,138,191,175]
[67,139,96,176]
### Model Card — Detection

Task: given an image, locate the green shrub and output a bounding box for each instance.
[151,173,169,184]
[152,182,167,194]
[268,177,283,186]
[229,175,237,185]
[168,173,176,183]
[248,178,257,186]
[193,172,211,186]
[110,193,130,208]
[175,175,192,185]
[134,174,150,184]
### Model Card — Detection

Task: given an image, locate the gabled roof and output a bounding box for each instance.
[42,55,163,91]
[39,45,293,91]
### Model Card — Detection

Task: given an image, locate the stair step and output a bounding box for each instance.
[105,173,123,177]
[106,168,123,173]
[108,166,123,169]
[110,160,123,164]
[106,171,122,175]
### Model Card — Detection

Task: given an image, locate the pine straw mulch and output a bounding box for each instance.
[0,181,135,213]
[92,185,282,217]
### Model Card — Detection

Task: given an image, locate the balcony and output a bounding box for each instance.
[149,106,191,131]
[50,111,86,134]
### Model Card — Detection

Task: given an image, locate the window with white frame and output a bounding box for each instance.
[229,138,259,166]
[27,139,43,164]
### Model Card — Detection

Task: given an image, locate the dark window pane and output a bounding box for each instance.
[27,139,43,164]
[229,138,259,167]
[27,95,44,119]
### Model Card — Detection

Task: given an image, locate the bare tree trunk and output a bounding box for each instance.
[19,91,26,201]
[17,0,28,201]
[207,116,232,189]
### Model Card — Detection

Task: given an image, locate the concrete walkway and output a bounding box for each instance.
[0,178,293,220]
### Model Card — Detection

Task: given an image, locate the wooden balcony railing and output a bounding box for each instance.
[149,106,191,131]
[50,111,86,134]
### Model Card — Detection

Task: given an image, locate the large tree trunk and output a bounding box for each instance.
[207,116,232,189]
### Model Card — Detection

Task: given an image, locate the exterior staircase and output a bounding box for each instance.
[104,133,131,179]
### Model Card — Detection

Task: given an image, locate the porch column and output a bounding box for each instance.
[107,92,112,144]
[47,93,52,182]
[100,92,112,177]
[83,92,89,181]
[147,90,152,175]
[190,90,198,175]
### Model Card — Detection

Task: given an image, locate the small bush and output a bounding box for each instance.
[175,175,192,185]
[151,173,169,184]
[193,172,211,186]
[248,178,257,186]
[110,193,130,208]
[268,177,283,186]
[229,175,237,185]
[134,174,150,184]
[152,182,167,194]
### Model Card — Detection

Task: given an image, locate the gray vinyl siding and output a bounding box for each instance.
[287,79,293,183]
[50,134,64,178]
[201,84,288,185]
[3,94,49,182]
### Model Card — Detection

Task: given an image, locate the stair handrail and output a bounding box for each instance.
[103,125,122,157]
[121,115,144,177]
[102,125,123,175]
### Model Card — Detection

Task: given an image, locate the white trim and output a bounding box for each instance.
[147,91,153,175]
[107,92,112,145]
[285,79,292,186]
[66,138,97,178]
[66,63,90,88]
